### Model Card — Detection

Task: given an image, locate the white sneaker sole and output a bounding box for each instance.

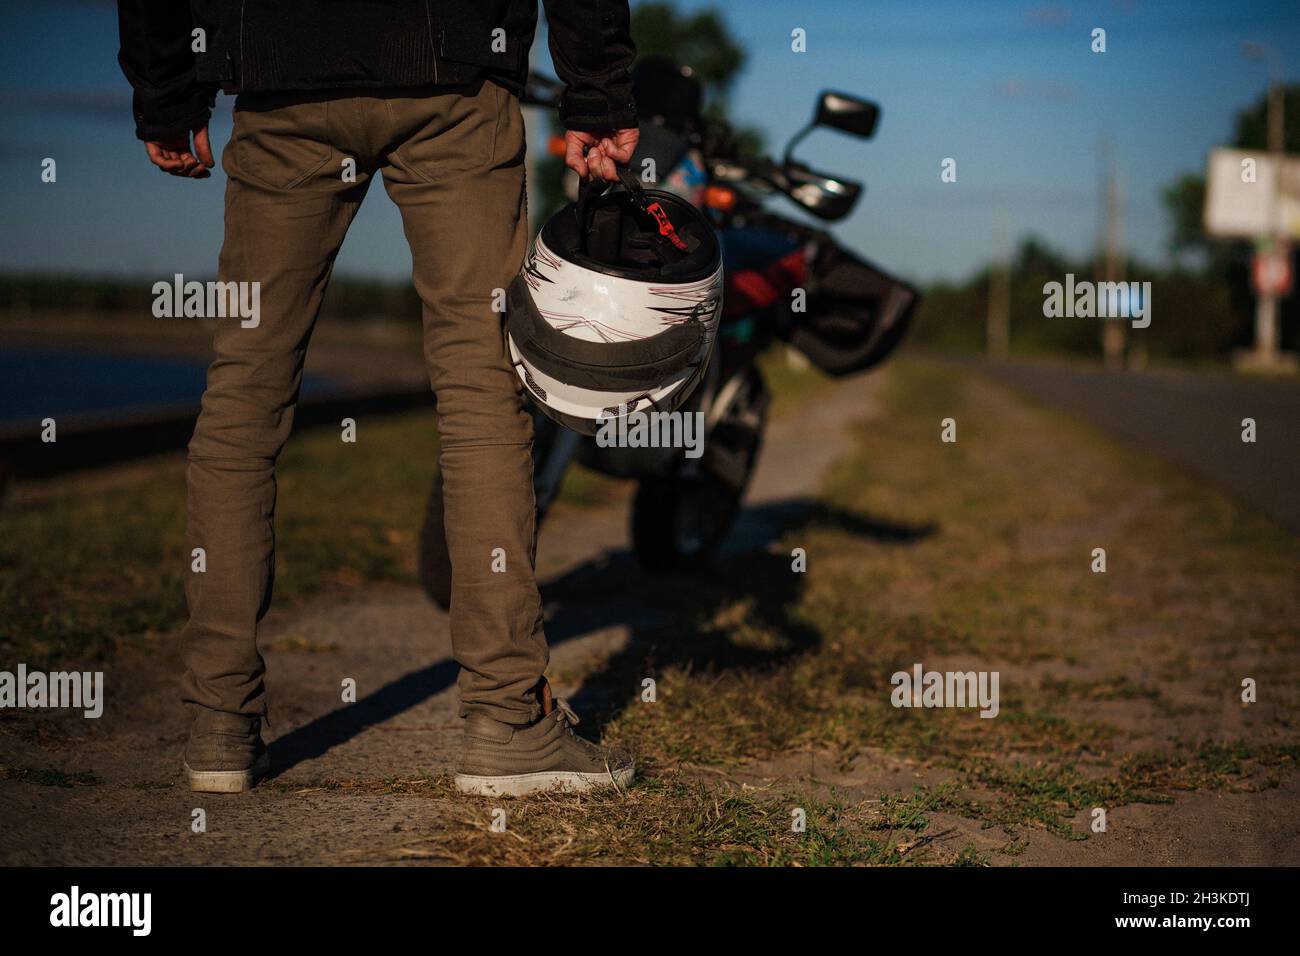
[454,766,634,798]
[184,752,270,794]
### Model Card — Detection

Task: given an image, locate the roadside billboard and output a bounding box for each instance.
[1204,147,1300,240]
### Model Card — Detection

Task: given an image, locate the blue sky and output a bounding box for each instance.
[1,0,1297,285]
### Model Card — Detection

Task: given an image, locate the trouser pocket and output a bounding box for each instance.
[227,92,333,190]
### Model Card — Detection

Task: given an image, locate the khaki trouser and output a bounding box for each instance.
[181,81,547,726]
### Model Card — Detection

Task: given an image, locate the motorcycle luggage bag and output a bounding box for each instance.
[788,238,919,377]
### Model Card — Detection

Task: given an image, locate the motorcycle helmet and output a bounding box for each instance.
[507,168,723,436]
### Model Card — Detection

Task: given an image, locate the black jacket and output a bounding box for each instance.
[117,0,636,140]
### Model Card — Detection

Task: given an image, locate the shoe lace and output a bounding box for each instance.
[550,697,628,793]
[552,697,580,727]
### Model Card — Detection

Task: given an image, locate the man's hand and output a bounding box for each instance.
[564,127,639,182]
[144,125,215,178]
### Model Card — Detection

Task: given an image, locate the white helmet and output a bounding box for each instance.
[507,171,723,436]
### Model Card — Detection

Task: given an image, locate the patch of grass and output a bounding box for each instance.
[757,346,839,416]
[589,358,1300,854]
[0,460,190,667]
[1,765,100,787]
[555,462,624,509]
[1040,675,1161,702]
[602,579,1117,772]
[267,770,936,866]
[943,760,1170,839]
[0,410,442,667]
[952,844,991,866]
[1120,742,1300,792]
[873,783,964,830]
[262,634,340,654]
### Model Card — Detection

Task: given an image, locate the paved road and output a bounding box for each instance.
[972,358,1300,533]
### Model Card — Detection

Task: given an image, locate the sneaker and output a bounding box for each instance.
[182,710,270,793]
[454,681,634,797]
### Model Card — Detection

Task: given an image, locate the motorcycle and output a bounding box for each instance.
[419,67,918,606]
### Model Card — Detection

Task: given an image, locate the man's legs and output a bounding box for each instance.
[379,83,631,797]
[379,82,548,725]
[182,92,371,777]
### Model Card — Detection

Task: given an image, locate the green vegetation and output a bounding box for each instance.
[260,771,949,866]
[1,410,441,666]
[546,359,1296,859]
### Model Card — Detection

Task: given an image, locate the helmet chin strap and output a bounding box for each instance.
[614,167,691,254]
[576,169,691,262]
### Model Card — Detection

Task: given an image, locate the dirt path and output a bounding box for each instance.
[0,370,880,865]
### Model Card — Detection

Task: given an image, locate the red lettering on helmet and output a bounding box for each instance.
[646,201,690,252]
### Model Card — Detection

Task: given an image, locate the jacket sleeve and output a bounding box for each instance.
[541,0,637,131]
[117,0,218,141]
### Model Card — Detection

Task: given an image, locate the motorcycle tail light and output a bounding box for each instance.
[704,185,736,213]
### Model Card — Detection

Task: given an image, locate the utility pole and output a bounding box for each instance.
[986,205,1010,359]
[1242,41,1290,371]
[986,258,1010,359]
[1099,137,1126,369]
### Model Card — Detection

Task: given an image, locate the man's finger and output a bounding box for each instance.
[194,126,215,168]
[565,136,589,178]
[595,149,619,182]
[146,143,186,172]
[146,136,212,176]
[599,137,634,165]
[586,146,609,182]
[178,145,208,177]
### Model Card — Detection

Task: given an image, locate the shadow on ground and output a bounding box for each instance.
[546,501,936,731]
[265,498,935,776]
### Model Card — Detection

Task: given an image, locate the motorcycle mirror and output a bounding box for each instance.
[813,91,879,139]
[783,165,862,221]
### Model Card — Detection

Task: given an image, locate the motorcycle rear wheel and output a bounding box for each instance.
[630,473,745,572]
[630,363,768,572]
